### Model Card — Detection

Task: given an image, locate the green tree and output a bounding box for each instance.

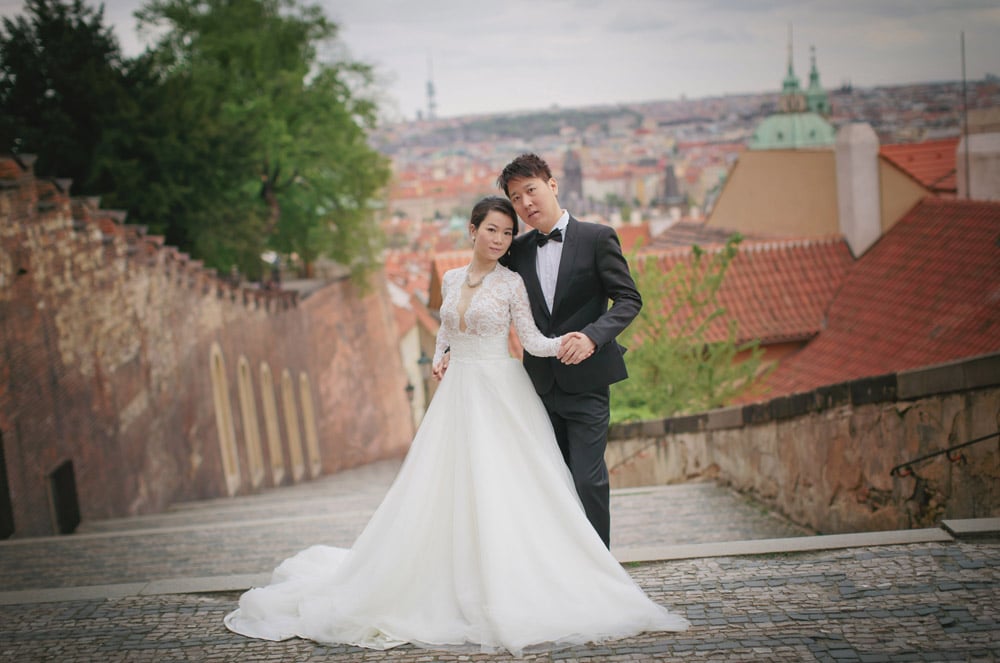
[611,234,770,423]
[0,0,129,192]
[95,47,266,271]
[133,0,389,279]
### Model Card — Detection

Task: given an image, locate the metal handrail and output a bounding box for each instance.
[890,431,999,477]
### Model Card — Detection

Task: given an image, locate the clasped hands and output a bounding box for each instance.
[557,331,596,365]
[431,332,595,382]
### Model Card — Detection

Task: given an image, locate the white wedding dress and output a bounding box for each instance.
[224,264,689,654]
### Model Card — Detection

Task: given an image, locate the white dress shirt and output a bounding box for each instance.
[536,210,569,313]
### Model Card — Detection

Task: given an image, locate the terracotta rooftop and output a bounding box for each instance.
[644,237,853,345]
[427,235,853,349]
[411,292,440,337]
[392,303,416,339]
[762,197,1000,397]
[649,220,762,249]
[428,224,652,307]
[428,250,473,310]
[615,223,652,252]
[0,157,22,180]
[880,138,958,195]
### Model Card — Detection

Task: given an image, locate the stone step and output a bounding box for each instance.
[942,517,1000,539]
[0,524,968,606]
[616,526,954,563]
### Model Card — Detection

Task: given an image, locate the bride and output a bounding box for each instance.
[224,196,689,654]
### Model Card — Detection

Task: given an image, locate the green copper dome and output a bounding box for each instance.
[749,112,835,150]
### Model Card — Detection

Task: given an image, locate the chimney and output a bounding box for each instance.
[957,133,1000,201]
[835,123,881,257]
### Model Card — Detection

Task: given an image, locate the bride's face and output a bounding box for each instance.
[471,211,515,262]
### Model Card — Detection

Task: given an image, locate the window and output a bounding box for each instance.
[237,356,265,489]
[49,460,80,534]
[299,372,322,478]
[0,430,14,539]
[210,343,241,495]
[259,363,285,485]
[281,369,305,482]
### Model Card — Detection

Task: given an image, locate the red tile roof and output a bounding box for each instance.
[616,223,652,252]
[649,220,766,249]
[429,250,472,310]
[644,237,854,345]
[880,138,958,194]
[393,303,416,338]
[0,157,22,179]
[427,235,853,349]
[411,293,440,336]
[762,198,1000,396]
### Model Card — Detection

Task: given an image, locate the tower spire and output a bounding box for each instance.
[786,23,794,78]
[809,45,819,86]
[805,44,831,115]
[780,24,805,112]
[782,23,800,95]
[426,54,437,121]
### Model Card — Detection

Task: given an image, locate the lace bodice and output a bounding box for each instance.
[434,264,562,364]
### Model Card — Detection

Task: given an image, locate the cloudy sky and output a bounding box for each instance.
[3,0,999,120]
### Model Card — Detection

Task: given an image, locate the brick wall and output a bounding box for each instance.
[0,155,413,537]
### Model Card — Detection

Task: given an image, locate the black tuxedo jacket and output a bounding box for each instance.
[506,216,642,395]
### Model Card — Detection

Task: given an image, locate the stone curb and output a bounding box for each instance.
[942,517,1000,538]
[0,574,271,606]
[615,527,953,563]
[7,522,997,607]
[0,511,374,545]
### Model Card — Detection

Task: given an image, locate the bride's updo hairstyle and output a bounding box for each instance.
[470,195,520,238]
[471,196,519,267]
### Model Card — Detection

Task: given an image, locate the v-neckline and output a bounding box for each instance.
[457,264,496,333]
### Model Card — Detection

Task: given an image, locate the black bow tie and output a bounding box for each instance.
[536,227,563,247]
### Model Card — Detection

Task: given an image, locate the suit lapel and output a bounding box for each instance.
[518,231,550,324]
[550,217,579,320]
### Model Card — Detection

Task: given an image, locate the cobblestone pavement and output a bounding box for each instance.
[0,461,809,592]
[2,461,998,662]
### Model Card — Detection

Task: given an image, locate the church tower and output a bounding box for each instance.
[806,46,831,115]
[749,27,835,151]
[779,26,807,113]
[562,149,584,205]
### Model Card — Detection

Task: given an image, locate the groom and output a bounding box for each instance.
[498,153,642,549]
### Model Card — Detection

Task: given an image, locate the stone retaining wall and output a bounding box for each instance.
[607,353,1000,534]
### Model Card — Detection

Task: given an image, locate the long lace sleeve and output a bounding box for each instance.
[510,274,562,358]
[433,273,452,365]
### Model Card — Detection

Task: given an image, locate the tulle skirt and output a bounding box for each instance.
[224,335,689,654]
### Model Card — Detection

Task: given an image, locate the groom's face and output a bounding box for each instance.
[506,176,561,231]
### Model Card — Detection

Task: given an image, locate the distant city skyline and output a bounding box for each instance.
[2,0,998,121]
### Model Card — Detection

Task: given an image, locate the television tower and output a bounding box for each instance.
[426,54,437,121]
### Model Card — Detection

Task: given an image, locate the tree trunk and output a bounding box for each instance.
[260,162,281,236]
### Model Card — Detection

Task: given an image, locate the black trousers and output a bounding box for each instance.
[540,384,611,548]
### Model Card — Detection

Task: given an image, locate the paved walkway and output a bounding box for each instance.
[1,459,998,662]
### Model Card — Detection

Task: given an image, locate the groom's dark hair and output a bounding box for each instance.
[497,153,554,197]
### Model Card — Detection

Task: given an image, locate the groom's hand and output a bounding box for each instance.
[558,332,596,365]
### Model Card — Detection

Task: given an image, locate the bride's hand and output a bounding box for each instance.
[432,354,449,381]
